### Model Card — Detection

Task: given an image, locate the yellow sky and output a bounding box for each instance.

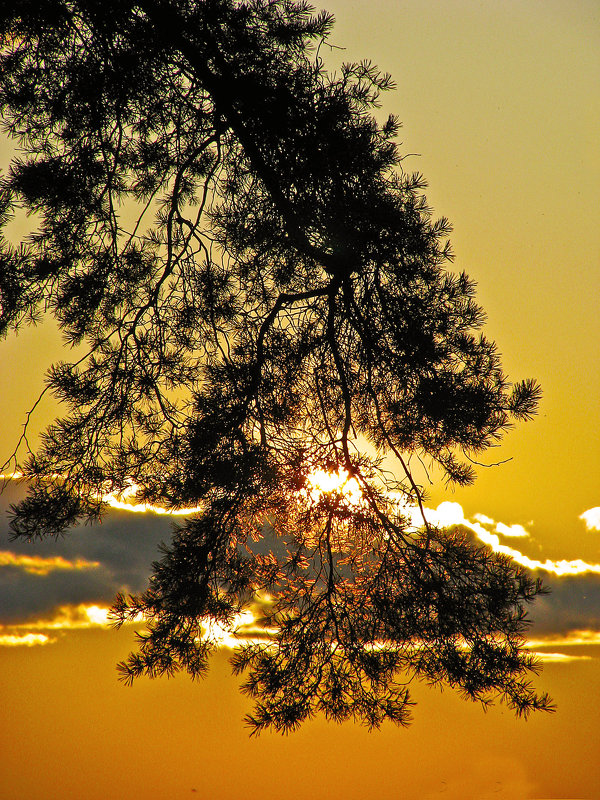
[322,0,600,563]
[1,1,599,797]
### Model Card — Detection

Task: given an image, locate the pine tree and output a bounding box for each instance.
[0,0,552,732]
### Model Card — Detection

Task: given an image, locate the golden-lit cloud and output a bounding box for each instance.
[201,594,278,649]
[3,472,600,613]
[527,629,600,648]
[422,502,600,577]
[202,610,266,649]
[529,651,593,663]
[0,632,54,647]
[0,603,143,646]
[100,481,201,515]
[580,506,600,531]
[473,512,495,525]
[0,550,100,576]
[0,603,113,642]
[494,521,530,538]
[95,478,600,583]
[1,472,200,516]
[0,600,271,649]
[205,600,600,659]
[526,629,599,663]
[23,603,112,629]
[3,594,599,670]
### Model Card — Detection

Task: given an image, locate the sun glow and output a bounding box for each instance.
[201,610,260,649]
[200,595,279,649]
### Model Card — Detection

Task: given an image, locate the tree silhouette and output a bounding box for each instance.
[0,0,552,732]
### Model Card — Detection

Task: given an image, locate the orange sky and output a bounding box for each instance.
[1,1,599,797]
[1,625,599,799]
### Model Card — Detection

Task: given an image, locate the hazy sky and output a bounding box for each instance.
[1,1,599,798]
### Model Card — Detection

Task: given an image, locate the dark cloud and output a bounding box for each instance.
[528,571,600,636]
[0,481,174,623]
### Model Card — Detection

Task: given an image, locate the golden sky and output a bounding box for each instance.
[1,1,599,797]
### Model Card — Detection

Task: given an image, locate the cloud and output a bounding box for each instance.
[0,632,54,647]
[424,502,600,577]
[529,651,592,663]
[4,473,599,577]
[580,507,600,531]
[8,602,113,630]
[0,483,174,625]
[100,480,201,516]
[0,550,99,575]
[0,602,137,647]
[527,629,600,648]
[0,600,266,648]
[2,471,201,516]
[494,521,530,538]
[472,513,531,539]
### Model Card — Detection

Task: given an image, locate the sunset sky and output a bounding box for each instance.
[1,1,599,798]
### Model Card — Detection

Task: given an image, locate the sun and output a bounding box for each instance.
[304,468,363,506]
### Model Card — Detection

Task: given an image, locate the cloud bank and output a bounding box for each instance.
[1,478,599,656]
